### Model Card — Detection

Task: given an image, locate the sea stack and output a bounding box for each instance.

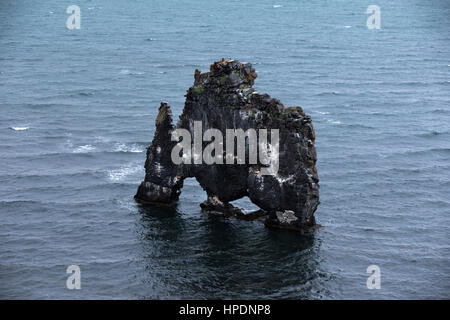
[135,59,319,232]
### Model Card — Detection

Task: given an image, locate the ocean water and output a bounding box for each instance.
[1,0,449,299]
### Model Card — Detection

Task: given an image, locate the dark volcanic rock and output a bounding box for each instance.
[135,59,319,232]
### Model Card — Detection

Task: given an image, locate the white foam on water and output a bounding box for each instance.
[327,119,342,125]
[113,143,144,153]
[94,136,112,143]
[108,164,141,182]
[73,144,96,153]
[10,127,29,131]
[119,69,145,75]
[273,4,283,8]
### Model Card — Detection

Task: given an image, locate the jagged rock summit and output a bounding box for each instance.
[135,59,319,232]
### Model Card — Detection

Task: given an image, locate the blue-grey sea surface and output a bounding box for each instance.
[0,0,449,299]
